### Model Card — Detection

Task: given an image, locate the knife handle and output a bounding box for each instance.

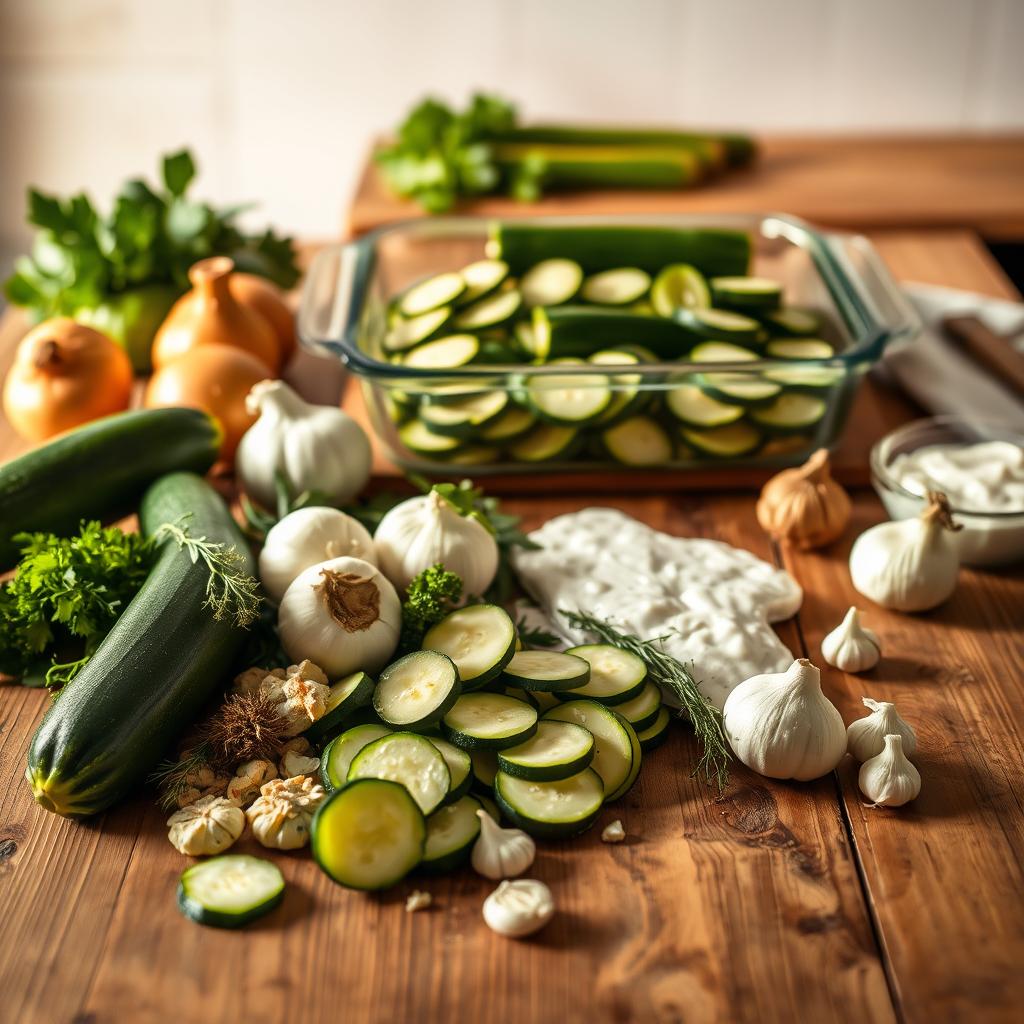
[942,314,1024,399]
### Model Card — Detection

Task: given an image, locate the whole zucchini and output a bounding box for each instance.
[26,472,254,817]
[0,407,221,570]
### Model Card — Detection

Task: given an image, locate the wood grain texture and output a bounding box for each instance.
[347,135,1024,240]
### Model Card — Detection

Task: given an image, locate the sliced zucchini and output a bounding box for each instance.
[520,258,583,307]
[710,276,783,312]
[348,731,451,815]
[422,604,517,689]
[373,650,462,731]
[765,338,835,360]
[689,340,760,363]
[614,680,663,734]
[177,855,284,929]
[562,645,647,705]
[666,383,744,427]
[321,723,392,791]
[384,307,451,353]
[530,689,562,714]
[419,391,509,437]
[588,348,646,424]
[494,767,604,838]
[750,392,828,433]
[764,365,844,390]
[543,700,635,798]
[762,307,821,337]
[502,685,540,710]
[651,263,710,317]
[526,361,612,424]
[430,737,473,804]
[501,650,591,692]
[452,289,522,331]
[515,319,539,357]
[636,705,671,751]
[442,692,539,751]
[401,333,480,370]
[680,421,763,458]
[479,405,536,443]
[422,794,484,872]
[312,778,425,890]
[458,259,509,306]
[398,420,462,457]
[606,714,642,802]
[674,307,763,344]
[470,748,498,789]
[305,671,376,744]
[580,268,651,306]
[601,416,673,466]
[497,720,595,782]
[696,371,782,406]
[446,445,500,466]
[507,423,579,462]
[399,272,466,317]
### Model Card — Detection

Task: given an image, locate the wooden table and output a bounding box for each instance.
[1,231,1023,1024]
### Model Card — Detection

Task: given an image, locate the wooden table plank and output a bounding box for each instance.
[348,135,1024,240]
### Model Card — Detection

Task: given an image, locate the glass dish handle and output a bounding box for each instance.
[297,241,370,363]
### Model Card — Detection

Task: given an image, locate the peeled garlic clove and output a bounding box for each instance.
[847,697,917,762]
[471,809,536,880]
[482,879,555,938]
[821,607,881,673]
[405,890,432,913]
[858,733,921,807]
[601,820,625,843]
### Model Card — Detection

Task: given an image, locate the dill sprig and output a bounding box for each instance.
[561,609,731,791]
[153,517,261,628]
[150,744,212,812]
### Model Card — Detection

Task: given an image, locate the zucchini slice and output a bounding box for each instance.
[452,289,522,331]
[765,338,835,360]
[419,391,510,437]
[526,361,612,424]
[762,307,821,337]
[544,700,636,798]
[680,421,763,458]
[320,723,392,790]
[442,693,539,751]
[530,689,562,714]
[562,645,647,705]
[502,685,540,709]
[614,680,664,733]
[384,307,451,353]
[606,713,642,802]
[507,423,579,462]
[674,307,763,344]
[636,705,672,751]
[399,272,467,317]
[696,371,782,406]
[501,650,591,692]
[601,416,673,466]
[312,778,425,890]
[580,268,651,306]
[650,263,710,317]
[458,259,509,306]
[348,732,451,815]
[666,383,744,427]
[401,333,480,370]
[520,258,583,307]
[398,420,462,457]
[479,405,536,443]
[422,795,484,872]
[689,340,760,363]
[710,276,783,312]
[445,446,501,466]
[373,650,462,731]
[430,737,473,803]
[497,720,595,782]
[177,855,285,930]
[764,366,844,390]
[494,768,604,838]
[422,604,517,689]
[305,671,376,744]
[588,349,646,425]
[470,748,499,790]
[750,392,828,433]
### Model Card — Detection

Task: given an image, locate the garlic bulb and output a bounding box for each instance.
[821,607,881,673]
[281,749,320,777]
[373,490,499,595]
[756,448,852,549]
[849,492,961,611]
[236,379,371,510]
[847,697,917,763]
[723,659,847,781]
[277,556,401,676]
[167,795,245,855]
[858,734,921,807]
[483,879,555,938]
[232,665,287,696]
[259,506,377,604]
[471,809,536,880]
[225,759,278,807]
[246,775,326,850]
[272,674,331,737]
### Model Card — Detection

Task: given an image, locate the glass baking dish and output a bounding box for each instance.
[299,214,919,475]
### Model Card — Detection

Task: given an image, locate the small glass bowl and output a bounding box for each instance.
[870,415,1024,567]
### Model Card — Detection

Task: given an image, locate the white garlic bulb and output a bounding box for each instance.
[167,795,245,855]
[471,809,536,880]
[482,879,555,938]
[723,659,847,781]
[858,734,921,807]
[849,493,961,611]
[225,759,278,808]
[277,556,401,676]
[847,697,917,763]
[281,749,320,778]
[373,490,499,595]
[259,506,377,604]
[273,674,331,737]
[821,607,881,673]
[246,775,326,850]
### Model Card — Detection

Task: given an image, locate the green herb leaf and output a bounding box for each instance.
[162,150,197,198]
[400,564,463,652]
[514,614,559,649]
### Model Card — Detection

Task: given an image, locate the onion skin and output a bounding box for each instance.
[230,273,296,366]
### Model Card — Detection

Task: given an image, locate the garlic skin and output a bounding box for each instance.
[847,697,917,763]
[373,490,499,595]
[259,507,377,604]
[858,734,921,807]
[225,759,278,808]
[246,775,326,849]
[236,379,371,510]
[277,556,401,676]
[723,659,847,781]
[471,809,536,880]
[850,492,961,612]
[821,607,881,673]
[482,879,555,938]
[167,796,245,855]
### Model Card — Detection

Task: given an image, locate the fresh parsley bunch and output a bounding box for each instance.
[399,564,463,652]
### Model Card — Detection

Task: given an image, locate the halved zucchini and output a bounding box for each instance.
[765,338,835,360]
[520,258,583,307]
[494,767,604,838]
[422,604,517,689]
[636,705,672,751]
[580,268,651,306]
[442,692,539,751]
[320,722,392,791]
[384,307,451,352]
[452,289,522,331]
[651,263,710,317]
[373,650,462,731]
[750,392,828,433]
[614,680,663,733]
[348,731,451,814]
[305,671,376,744]
[399,272,466,317]
[177,855,285,929]
[680,421,763,458]
[666,383,744,427]
[502,650,591,692]
[562,645,647,705]
[674,307,763,343]
[601,416,673,466]
[401,333,480,370]
[458,259,509,306]
[422,794,484,871]
[419,391,510,437]
[497,720,595,782]
[543,700,636,797]
[710,276,783,312]
[507,423,579,462]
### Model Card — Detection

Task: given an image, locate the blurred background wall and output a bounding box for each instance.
[1,0,1022,256]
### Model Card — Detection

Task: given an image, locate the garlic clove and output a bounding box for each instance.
[405,890,433,913]
[847,696,916,762]
[482,879,555,938]
[601,820,626,843]
[821,607,881,673]
[858,733,921,807]
[471,809,536,880]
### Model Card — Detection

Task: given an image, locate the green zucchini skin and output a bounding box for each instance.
[533,306,692,360]
[25,472,254,818]
[0,408,221,570]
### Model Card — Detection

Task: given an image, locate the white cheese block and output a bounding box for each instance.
[511,507,802,709]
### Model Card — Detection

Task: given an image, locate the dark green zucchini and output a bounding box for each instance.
[532,306,692,360]
[0,408,221,570]
[26,472,255,817]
